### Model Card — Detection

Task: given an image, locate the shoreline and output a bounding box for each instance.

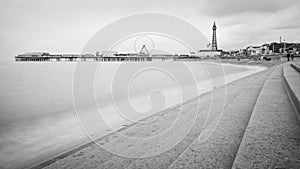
[208,58,287,68]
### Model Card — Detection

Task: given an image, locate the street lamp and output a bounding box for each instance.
[283,39,286,54]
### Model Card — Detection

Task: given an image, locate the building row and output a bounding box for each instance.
[239,43,300,56]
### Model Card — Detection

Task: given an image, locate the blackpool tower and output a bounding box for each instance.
[211,22,218,51]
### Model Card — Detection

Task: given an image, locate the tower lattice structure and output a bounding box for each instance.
[211,22,218,51]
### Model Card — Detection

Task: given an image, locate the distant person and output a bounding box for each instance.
[287,53,290,61]
[291,53,294,61]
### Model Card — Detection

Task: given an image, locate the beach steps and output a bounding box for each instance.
[33,64,300,169]
[232,64,300,168]
[284,63,300,118]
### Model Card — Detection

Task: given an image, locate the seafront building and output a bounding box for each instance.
[239,42,300,57]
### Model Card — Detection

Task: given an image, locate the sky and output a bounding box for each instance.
[1,0,300,62]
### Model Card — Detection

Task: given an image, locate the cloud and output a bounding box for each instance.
[0,0,300,61]
[197,0,298,17]
[273,23,300,30]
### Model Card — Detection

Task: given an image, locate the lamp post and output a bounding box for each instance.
[283,39,286,54]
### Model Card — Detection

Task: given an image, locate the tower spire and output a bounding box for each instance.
[212,21,218,51]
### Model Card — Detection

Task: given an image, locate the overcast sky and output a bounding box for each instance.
[1,0,300,61]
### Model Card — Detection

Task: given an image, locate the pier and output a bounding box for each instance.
[14,52,202,62]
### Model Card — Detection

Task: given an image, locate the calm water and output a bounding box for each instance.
[0,61,255,168]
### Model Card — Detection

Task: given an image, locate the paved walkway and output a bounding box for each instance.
[31,64,299,169]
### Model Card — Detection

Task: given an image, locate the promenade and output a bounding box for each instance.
[30,61,300,169]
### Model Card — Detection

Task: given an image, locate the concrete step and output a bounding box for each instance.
[232,66,300,169]
[290,62,300,73]
[165,69,273,169]
[283,63,300,120]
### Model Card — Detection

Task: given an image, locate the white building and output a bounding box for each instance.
[246,46,262,55]
[197,50,222,57]
[246,45,270,55]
